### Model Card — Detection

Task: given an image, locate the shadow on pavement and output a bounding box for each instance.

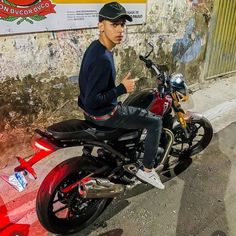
[77,145,194,235]
[79,123,235,235]
[175,122,236,236]
[97,228,124,236]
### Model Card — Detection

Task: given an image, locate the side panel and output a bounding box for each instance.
[150,95,172,116]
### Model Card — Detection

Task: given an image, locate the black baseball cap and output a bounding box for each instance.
[99,2,132,22]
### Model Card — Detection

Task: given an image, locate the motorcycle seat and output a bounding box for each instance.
[46,119,127,141]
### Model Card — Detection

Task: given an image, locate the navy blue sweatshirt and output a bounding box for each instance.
[78,40,127,116]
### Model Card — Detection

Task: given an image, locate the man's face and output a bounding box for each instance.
[99,19,126,46]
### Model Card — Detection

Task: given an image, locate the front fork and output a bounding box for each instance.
[172,99,190,139]
[172,98,204,142]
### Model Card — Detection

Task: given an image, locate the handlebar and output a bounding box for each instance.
[139,55,162,80]
[139,43,173,98]
[139,50,166,98]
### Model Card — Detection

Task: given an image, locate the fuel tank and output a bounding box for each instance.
[123,90,154,109]
[123,90,172,116]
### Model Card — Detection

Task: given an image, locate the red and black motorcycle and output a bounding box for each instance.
[10,43,213,235]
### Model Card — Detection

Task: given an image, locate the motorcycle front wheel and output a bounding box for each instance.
[171,116,213,157]
[36,156,110,235]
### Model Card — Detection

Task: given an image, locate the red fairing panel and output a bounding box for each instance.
[150,93,172,116]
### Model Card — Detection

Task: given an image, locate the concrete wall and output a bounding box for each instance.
[0,0,213,161]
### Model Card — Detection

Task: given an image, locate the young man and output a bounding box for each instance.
[78,2,164,189]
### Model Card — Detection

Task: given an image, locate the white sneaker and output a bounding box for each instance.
[136,168,165,190]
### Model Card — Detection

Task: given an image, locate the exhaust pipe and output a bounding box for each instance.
[79,178,125,198]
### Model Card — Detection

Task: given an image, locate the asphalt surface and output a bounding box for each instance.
[79,121,236,236]
[1,76,236,236]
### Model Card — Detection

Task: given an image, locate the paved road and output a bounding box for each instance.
[1,122,235,236]
[78,121,236,236]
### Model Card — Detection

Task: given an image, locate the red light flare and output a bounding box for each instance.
[0,195,30,236]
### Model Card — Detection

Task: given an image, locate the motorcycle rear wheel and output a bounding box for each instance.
[171,116,213,157]
[36,156,110,235]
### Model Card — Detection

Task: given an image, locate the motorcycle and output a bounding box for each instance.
[8,43,213,235]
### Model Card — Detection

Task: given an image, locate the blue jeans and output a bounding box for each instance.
[85,104,162,169]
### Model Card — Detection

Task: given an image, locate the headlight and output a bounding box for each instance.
[170,73,189,102]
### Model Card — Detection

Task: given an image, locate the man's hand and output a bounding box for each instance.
[121,72,138,93]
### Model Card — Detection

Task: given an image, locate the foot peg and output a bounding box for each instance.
[123,163,139,175]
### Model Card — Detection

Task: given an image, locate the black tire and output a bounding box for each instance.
[171,116,213,157]
[36,156,110,235]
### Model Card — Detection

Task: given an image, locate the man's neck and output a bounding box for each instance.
[99,36,115,51]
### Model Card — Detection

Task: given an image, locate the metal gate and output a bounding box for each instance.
[204,0,236,79]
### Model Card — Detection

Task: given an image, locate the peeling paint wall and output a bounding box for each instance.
[0,30,95,80]
[0,0,213,162]
[0,0,213,83]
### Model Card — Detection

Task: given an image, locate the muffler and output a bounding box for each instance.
[79,178,125,198]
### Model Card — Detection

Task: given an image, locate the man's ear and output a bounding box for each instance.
[98,22,104,33]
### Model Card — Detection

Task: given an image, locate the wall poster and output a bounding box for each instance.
[0,0,147,35]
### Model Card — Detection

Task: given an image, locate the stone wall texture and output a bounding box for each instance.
[0,0,213,166]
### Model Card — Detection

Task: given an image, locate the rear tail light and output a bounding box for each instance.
[33,138,55,152]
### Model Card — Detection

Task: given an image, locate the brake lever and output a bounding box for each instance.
[144,42,154,59]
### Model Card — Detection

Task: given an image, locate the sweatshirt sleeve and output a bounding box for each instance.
[84,58,127,110]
